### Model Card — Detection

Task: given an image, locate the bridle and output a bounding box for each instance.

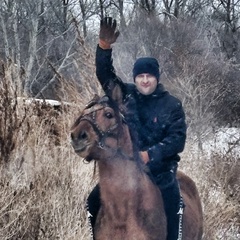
[79,99,121,149]
[76,97,135,164]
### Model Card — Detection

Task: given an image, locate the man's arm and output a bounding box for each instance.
[96,17,126,96]
[96,46,123,94]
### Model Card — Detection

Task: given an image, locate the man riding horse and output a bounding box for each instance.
[87,17,187,240]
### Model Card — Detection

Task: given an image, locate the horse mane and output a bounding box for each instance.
[108,94,145,171]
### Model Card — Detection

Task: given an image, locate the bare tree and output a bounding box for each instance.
[22,1,42,96]
[211,0,240,59]
[0,0,77,97]
[131,0,158,15]
[162,0,188,18]
[76,0,99,38]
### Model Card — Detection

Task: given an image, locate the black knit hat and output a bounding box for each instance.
[133,57,160,81]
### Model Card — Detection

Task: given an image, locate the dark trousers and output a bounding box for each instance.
[87,184,101,236]
[87,163,181,240]
[155,165,181,240]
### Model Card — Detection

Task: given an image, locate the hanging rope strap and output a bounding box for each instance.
[177,195,184,240]
[86,203,94,240]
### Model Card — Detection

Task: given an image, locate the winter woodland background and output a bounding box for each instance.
[0,0,239,239]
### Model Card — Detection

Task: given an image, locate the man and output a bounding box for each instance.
[87,17,187,240]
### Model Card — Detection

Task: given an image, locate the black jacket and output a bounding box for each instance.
[96,45,187,176]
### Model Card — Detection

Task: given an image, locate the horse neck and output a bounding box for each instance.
[94,120,167,237]
[97,124,142,190]
[96,124,166,232]
[97,157,146,215]
[97,146,165,226]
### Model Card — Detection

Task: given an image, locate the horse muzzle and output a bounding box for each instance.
[70,130,90,155]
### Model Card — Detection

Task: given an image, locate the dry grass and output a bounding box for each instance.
[181,137,240,240]
[0,65,97,240]
[0,65,239,240]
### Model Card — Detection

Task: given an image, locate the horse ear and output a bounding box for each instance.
[111,84,123,105]
[86,94,100,108]
[92,94,100,102]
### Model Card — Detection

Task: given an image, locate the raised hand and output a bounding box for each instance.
[99,17,120,49]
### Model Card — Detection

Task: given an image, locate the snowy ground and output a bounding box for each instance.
[181,127,240,240]
[202,127,240,157]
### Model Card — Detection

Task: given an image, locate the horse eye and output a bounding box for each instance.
[105,112,113,119]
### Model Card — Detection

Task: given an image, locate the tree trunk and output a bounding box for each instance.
[24,3,41,96]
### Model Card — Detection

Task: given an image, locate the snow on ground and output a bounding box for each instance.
[202,127,240,157]
[181,127,240,239]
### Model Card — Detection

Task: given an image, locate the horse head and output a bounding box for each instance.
[70,85,133,162]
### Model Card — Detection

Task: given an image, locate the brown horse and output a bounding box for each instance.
[70,86,203,240]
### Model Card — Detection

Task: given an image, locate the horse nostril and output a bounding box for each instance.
[79,131,87,140]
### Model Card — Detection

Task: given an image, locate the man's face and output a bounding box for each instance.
[135,73,158,95]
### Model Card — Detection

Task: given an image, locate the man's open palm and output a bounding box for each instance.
[99,17,120,46]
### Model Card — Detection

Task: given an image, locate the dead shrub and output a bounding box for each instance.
[182,133,240,240]
[202,152,240,238]
[0,65,27,164]
[0,63,96,239]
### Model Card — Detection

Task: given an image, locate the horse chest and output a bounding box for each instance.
[97,174,167,240]
[95,203,166,240]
